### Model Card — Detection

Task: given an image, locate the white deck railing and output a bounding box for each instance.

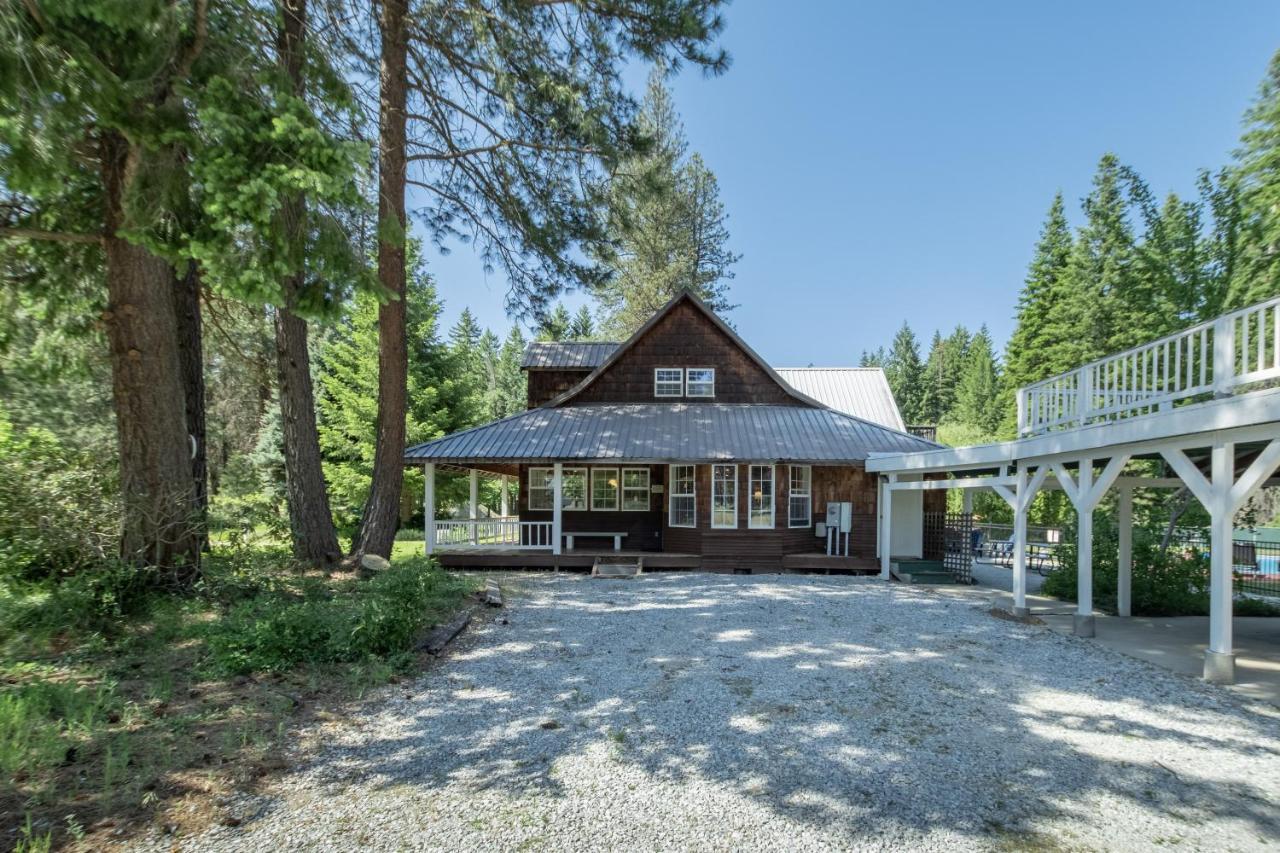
[1018,295,1280,437]
[431,518,554,550]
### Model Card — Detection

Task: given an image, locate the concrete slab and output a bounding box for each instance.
[936,584,1280,706]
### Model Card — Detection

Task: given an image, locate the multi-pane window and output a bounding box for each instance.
[561,468,587,510]
[686,368,715,398]
[622,468,650,511]
[669,464,696,528]
[654,368,683,397]
[789,465,812,528]
[591,468,619,511]
[528,467,553,510]
[749,464,774,529]
[711,464,737,529]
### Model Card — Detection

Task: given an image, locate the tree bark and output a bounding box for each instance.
[174,260,208,552]
[100,129,201,582]
[353,0,409,560]
[274,0,341,567]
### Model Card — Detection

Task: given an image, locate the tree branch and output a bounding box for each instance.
[0,226,102,245]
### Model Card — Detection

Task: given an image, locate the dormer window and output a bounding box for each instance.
[655,368,683,397]
[686,368,715,398]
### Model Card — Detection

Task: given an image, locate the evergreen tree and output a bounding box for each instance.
[1233,47,1280,306]
[570,306,597,340]
[859,348,886,368]
[884,323,925,425]
[593,69,738,336]
[535,305,573,341]
[920,326,970,424]
[952,325,1001,434]
[495,326,529,417]
[1005,194,1074,388]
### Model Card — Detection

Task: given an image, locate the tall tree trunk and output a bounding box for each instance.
[275,0,341,566]
[100,129,200,583]
[353,0,409,560]
[174,260,208,552]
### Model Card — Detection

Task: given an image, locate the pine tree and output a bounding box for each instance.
[495,326,529,417]
[535,305,573,341]
[859,348,886,368]
[920,326,970,424]
[884,323,925,425]
[1004,194,1073,388]
[1232,47,1280,307]
[952,325,1001,434]
[569,306,596,340]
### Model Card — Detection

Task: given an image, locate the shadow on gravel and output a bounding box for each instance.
[261,574,1280,846]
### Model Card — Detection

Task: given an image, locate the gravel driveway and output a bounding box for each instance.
[151,574,1280,851]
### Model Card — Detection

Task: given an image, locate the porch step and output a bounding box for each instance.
[891,559,959,584]
[592,557,644,578]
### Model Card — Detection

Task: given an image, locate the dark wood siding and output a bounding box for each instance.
[568,300,804,405]
[526,368,591,408]
[518,463,665,551]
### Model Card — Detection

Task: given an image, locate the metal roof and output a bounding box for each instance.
[404,403,939,465]
[521,341,620,369]
[774,368,905,431]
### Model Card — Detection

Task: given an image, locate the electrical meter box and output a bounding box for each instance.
[825,502,852,534]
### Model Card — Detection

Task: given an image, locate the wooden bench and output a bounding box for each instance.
[564,531,628,552]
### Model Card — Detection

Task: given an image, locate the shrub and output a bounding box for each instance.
[204,557,475,674]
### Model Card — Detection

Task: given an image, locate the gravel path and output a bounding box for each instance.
[146,574,1280,851]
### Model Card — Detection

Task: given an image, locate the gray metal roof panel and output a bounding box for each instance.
[521,341,620,369]
[774,367,905,430]
[404,404,939,464]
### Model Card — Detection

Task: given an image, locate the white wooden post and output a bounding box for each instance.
[552,462,563,556]
[1011,468,1030,617]
[962,488,973,515]
[1206,443,1235,682]
[1212,315,1235,397]
[424,463,435,556]
[1076,366,1090,427]
[1076,457,1095,637]
[469,468,479,545]
[1016,387,1028,436]
[1117,484,1133,617]
[500,475,510,517]
[879,474,895,580]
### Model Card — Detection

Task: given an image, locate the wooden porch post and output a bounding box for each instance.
[469,468,479,545]
[424,463,435,557]
[1117,484,1133,617]
[879,474,895,580]
[1076,457,1095,636]
[500,475,510,517]
[552,462,563,555]
[1011,467,1030,617]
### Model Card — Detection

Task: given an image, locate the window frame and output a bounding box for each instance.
[561,467,588,511]
[685,367,716,398]
[654,368,684,398]
[711,463,738,529]
[590,467,620,511]
[748,464,775,529]
[527,467,554,511]
[788,465,812,528]
[621,467,651,511]
[668,464,696,528]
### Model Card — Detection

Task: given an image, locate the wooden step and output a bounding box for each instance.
[592,557,644,578]
[890,560,959,584]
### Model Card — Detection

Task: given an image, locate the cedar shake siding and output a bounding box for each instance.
[526,368,592,408]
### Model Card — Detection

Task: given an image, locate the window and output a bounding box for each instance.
[749,464,774,529]
[622,468,650,511]
[591,468,619,511]
[711,464,737,528]
[528,467,553,510]
[654,368,683,397]
[686,368,715,398]
[789,465,812,528]
[561,468,587,510]
[529,467,587,510]
[669,464,695,528]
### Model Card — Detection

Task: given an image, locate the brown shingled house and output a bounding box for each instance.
[404,291,945,573]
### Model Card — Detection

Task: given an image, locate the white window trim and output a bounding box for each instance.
[711,463,738,529]
[686,367,716,398]
[654,368,684,398]
[528,466,553,511]
[668,464,696,528]
[788,464,812,528]
[591,467,620,511]
[561,467,588,511]
[622,467,650,511]
[748,464,775,529]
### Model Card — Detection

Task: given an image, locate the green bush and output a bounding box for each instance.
[0,562,162,647]
[1042,519,1280,616]
[204,557,475,674]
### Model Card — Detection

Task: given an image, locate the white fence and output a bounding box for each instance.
[1018,295,1280,437]
[431,518,554,550]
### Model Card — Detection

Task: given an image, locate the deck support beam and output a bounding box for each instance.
[552,462,563,556]
[994,464,1048,616]
[424,463,436,557]
[1117,484,1133,617]
[1050,453,1130,637]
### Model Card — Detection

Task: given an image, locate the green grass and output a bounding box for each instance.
[0,542,479,849]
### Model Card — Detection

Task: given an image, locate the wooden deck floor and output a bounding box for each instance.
[435,549,879,574]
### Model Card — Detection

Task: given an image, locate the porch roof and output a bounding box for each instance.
[404,403,940,466]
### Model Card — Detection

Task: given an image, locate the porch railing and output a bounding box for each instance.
[1018,294,1280,437]
[431,518,554,550]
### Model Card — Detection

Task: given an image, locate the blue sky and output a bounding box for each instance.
[417,1,1279,366]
